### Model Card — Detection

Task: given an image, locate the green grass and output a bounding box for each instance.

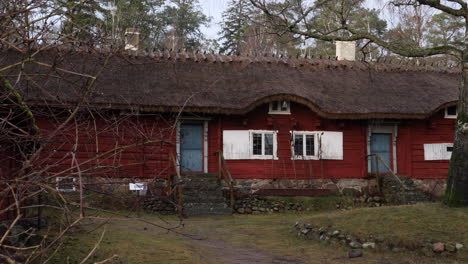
[265,195,354,211]
[299,203,468,243]
[44,203,468,264]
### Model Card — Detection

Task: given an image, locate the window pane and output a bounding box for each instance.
[306,135,315,156]
[253,133,262,155]
[447,106,457,116]
[264,134,273,155]
[271,101,279,111]
[294,135,303,156]
[280,101,289,111]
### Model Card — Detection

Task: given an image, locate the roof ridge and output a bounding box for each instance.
[0,42,460,73]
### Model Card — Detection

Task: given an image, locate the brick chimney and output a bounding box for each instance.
[124,28,140,51]
[336,41,356,61]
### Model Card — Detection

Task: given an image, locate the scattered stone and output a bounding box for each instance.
[237,208,245,214]
[301,229,311,235]
[332,230,340,236]
[456,243,464,250]
[348,249,363,258]
[244,207,252,214]
[445,243,456,252]
[318,227,328,234]
[305,224,313,229]
[294,222,301,229]
[392,247,404,253]
[373,196,381,202]
[421,246,435,257]
[432,242,445,253]
[349,241,362,249]
[362,242,376,249]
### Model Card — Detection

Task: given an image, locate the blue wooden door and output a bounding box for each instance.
[370,133,391,173]
[180,124,203,172]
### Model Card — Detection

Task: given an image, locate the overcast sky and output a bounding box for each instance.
[199,0,385,40]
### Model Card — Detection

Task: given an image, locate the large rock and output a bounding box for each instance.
[348,249,363,258]
[349,241,362,249]
[362,242,376,249]
[445,243,456,252]
[432,242,445,253]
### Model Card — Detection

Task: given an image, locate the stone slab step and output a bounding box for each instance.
[182,183,223,192]
[183,196,226,203]
[184,203,232,216]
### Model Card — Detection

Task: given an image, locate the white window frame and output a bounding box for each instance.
[268,100,290,115]
[445,106,458,119]
[291,131,320,160]
[56,177,76,192]
[249,130,278,159]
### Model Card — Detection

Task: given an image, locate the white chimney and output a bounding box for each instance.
[336,41,356,61]
[124,28,140,51]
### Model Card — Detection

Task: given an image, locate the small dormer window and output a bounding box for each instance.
[269,100,290,114]
[445,106,458,119]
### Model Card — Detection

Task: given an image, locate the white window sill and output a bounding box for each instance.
[56,187,76,192]
[250,155,279,160]
[268,111,291,115]
[444,115,457,119]
[292,156,319,160]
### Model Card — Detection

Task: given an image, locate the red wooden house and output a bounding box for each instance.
[1,43,459,199]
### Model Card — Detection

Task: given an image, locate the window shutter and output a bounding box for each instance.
[223,130,251,159]
[424,143,453,160]
[318,131,343,160]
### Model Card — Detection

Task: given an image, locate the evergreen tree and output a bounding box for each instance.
[219,0,253,54]
[102,0,165,48]
[59,0,107,42]
[160,0,210,50]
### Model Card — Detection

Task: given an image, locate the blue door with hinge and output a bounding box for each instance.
[370,133,391,173]
[180,124,203,172]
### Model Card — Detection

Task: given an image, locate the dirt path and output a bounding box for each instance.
[190,236,305,264]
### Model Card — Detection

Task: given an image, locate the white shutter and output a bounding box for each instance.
[223,130,251,159]
[318,131,343,160]
[424,143,453,160]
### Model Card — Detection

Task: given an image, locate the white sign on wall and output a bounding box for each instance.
[424,143,453,160]
[129,183,147,191]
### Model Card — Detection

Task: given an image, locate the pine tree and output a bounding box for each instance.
[160,0,210,50]
[219,0,253,54]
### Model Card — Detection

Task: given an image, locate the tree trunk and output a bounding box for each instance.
[445,48,468,206]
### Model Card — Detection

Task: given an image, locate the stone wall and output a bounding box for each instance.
[233,177,445,199]
[412,179,447,197]
[234,178,379,197]
[57,176,169,196]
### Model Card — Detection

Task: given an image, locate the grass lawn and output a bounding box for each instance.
[45,202,468,264]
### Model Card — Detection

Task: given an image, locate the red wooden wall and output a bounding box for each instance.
[36,114,175,180]
[0,143,18,221]
[34,104,455,182]
[209,103,455,180]
[208,103,368,179]
[397,110,455,179]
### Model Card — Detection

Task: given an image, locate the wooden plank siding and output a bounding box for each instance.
[208,103,368,179]
[34,103,455,182]
[36,115,175,179]
[0,143,18,221]
[398,110,455,179]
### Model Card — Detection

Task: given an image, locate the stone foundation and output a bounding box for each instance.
[412,179,447,197]
[61,176,446,201]
[233,177,446,198]
[61,177,169,196]
[234,178,379,196]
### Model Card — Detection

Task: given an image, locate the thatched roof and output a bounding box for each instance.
[0,47,460,119]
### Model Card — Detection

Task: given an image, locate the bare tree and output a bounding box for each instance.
[0,1,191,263]
[250,0,468,206]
